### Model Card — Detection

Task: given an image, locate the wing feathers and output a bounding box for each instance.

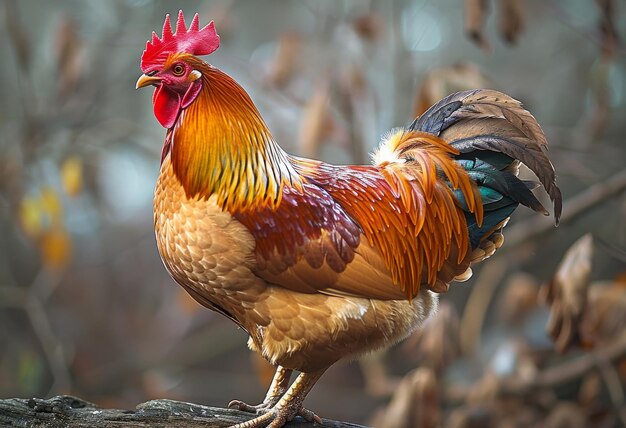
[237,89,559,301]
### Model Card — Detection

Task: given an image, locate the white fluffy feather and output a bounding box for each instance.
[371,128,406,166]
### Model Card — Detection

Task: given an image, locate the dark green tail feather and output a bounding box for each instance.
[465,204,517,248]
[452,154,530,248]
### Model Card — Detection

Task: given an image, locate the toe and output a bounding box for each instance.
[298,407,322,424]
[228,400,257,413]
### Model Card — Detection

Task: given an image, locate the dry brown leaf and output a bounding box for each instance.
[497,272,539,325]
[498,0,525,44]
[4,1,31,70]
[338,64,370,164]
[414,62,491,118]
[353,12,383,42]
[402,301,461,373]
[614,270,626,287]
[542,234,593,353]
[40,227,72,270]
[587,54,614,144]
[61,156,83,197]
[578,372,601,408]
[464,0,491,51]
[55,15,83,99]
[596,0,619,55]
[342,64,367,98]
[298,82,332,158]
[267,32,301,88]
[376,368,439,428]
[580,282,626,347]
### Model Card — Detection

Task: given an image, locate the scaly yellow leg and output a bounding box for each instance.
[230,368,327,428]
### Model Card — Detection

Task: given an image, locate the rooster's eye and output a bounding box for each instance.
[172,63,185,76]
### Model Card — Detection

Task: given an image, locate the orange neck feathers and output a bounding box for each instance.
[169,59,301,212]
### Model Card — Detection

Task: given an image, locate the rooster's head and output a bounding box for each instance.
[136,11,220,128]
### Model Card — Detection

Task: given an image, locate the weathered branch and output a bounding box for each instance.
[0,396,369,428]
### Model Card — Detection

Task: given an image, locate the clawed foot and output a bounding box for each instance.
[228,400,321,428]
[227,366,326,427]
[228,398,278,414]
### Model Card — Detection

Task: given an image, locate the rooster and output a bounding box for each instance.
[136,12,561,428]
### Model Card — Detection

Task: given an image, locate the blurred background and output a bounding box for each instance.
[1,0,625,426]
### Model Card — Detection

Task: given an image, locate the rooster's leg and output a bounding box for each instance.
[229,365,293,413]
[230,368,327,428]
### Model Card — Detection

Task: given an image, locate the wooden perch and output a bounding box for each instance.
[0,396,369,428]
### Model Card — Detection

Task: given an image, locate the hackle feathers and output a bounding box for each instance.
[169,58,301,212]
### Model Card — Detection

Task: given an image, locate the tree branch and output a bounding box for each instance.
[500,332,626,396]
[0,396,369,428]
[505,169,626,249]
[445,332,626,404]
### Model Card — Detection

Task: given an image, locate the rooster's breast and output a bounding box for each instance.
[153,156,267,327]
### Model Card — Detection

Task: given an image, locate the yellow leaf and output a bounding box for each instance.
[19,196,43,238]
[61,156,83,197]
[40,228,72,269]
[414,62,491,118]
[40,187,62,222]
[298,82,331,158]
[267,32,301,88]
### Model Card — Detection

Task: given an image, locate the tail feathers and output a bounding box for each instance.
[454,158,548,215]
[409,89,562,224]
[466,204,516,248]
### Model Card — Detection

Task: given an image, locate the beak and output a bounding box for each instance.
[135,74,162,89]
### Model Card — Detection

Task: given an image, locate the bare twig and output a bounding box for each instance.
[0,268,71,396]
[25,297,72,396]
[505,169,626,249]
[596,356,626,426]
[459,259,508,355]
[544,0,626,56]
[501,332,626,395]
[445,332,626,403]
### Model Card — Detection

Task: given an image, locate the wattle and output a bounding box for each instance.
[153,85,181,129]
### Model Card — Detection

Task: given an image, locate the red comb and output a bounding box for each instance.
[141,10,220,72]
